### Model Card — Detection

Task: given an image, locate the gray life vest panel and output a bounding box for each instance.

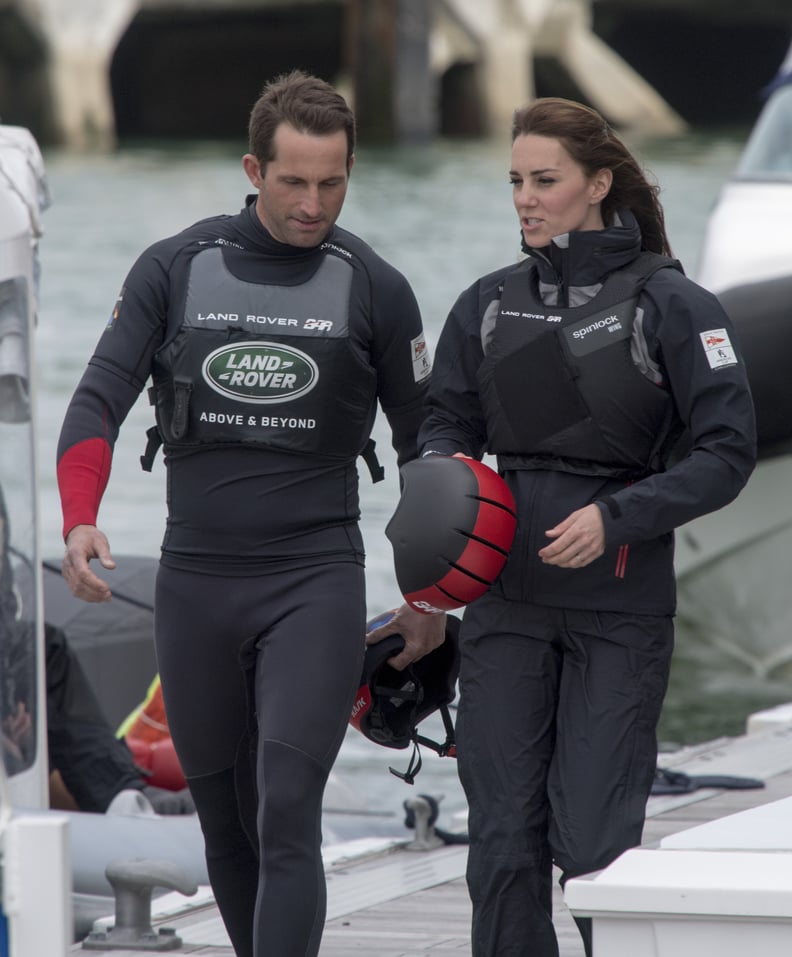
[478,251,682,478]
[146,245,379,468]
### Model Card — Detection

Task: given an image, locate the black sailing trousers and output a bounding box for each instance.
[154,561,366,957]
[456,595,673,957]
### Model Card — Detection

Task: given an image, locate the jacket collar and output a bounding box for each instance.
[522,209,643,291]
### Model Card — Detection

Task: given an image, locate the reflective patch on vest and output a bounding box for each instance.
[202,342,319,403]
[564,300,636,357]
[699,328,738,369]
[411,333,431,382]
[185,247,352,337]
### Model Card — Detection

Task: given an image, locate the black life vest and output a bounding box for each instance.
[478,251,682,479]
[143,245,383,478]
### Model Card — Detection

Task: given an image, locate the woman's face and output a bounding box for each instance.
[510,134,612,248]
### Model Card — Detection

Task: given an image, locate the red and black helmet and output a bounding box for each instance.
[350,610,461,771]
[386,456,517,613]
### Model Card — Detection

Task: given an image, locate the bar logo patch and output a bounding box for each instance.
[700,329,737,369]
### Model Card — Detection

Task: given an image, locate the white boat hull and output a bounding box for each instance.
[675,76,792,675]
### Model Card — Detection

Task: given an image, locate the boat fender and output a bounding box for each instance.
[126,735,187,793]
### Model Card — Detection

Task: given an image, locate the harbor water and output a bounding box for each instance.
[32,128,788,825]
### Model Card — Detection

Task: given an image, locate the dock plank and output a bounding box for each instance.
[321,865,589,956]
[69,727,792,956]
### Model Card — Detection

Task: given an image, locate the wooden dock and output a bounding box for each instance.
[69,715,792,956]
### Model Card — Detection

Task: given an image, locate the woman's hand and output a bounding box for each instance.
[538,503,605,568]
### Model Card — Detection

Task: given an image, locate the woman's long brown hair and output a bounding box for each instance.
[512,97,673,256]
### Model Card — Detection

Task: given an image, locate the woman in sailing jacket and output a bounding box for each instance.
[417,97,756,957]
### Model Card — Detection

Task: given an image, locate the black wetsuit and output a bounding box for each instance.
[418,212,756,957]
[57,198,431,956]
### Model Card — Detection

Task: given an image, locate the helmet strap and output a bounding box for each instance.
[388,703,458,784]
[415,703,456,757]
[389,742,422,785]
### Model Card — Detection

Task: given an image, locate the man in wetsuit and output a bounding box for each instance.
[56,70,444,957]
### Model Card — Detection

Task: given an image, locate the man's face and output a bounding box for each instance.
[243,123,353,248]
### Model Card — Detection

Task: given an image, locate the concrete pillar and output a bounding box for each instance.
[32,0,138,149]
[442,0,686,138]
[479,40,533,137]
[447,0,534,137]
[394,0,436,143]
[347,0,436,144]
[46,45,116,150]
[535,0,687,135]
[347,0,393,143]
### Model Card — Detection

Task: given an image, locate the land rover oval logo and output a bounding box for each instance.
[202,342,318,404]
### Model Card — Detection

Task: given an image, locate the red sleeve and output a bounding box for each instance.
[56,437,113,540]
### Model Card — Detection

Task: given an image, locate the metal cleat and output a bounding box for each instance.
[403,794,444,851]
[82,858,197,951]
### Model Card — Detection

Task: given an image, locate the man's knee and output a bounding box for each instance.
[257,739,325,843]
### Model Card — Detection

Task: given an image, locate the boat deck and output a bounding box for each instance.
[68,716,792,956]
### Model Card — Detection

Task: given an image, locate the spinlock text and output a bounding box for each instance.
[572,314,622,340]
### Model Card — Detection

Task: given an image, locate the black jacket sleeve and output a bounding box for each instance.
[596,270,757,544]
[417,274,503,460]
[365,251,433,467]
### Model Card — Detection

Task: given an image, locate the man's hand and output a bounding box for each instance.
[365,602,446,671]
[538,503,605,569]
[62,524,117,602]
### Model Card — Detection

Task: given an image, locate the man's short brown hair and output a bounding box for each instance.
[248,70,355,169]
